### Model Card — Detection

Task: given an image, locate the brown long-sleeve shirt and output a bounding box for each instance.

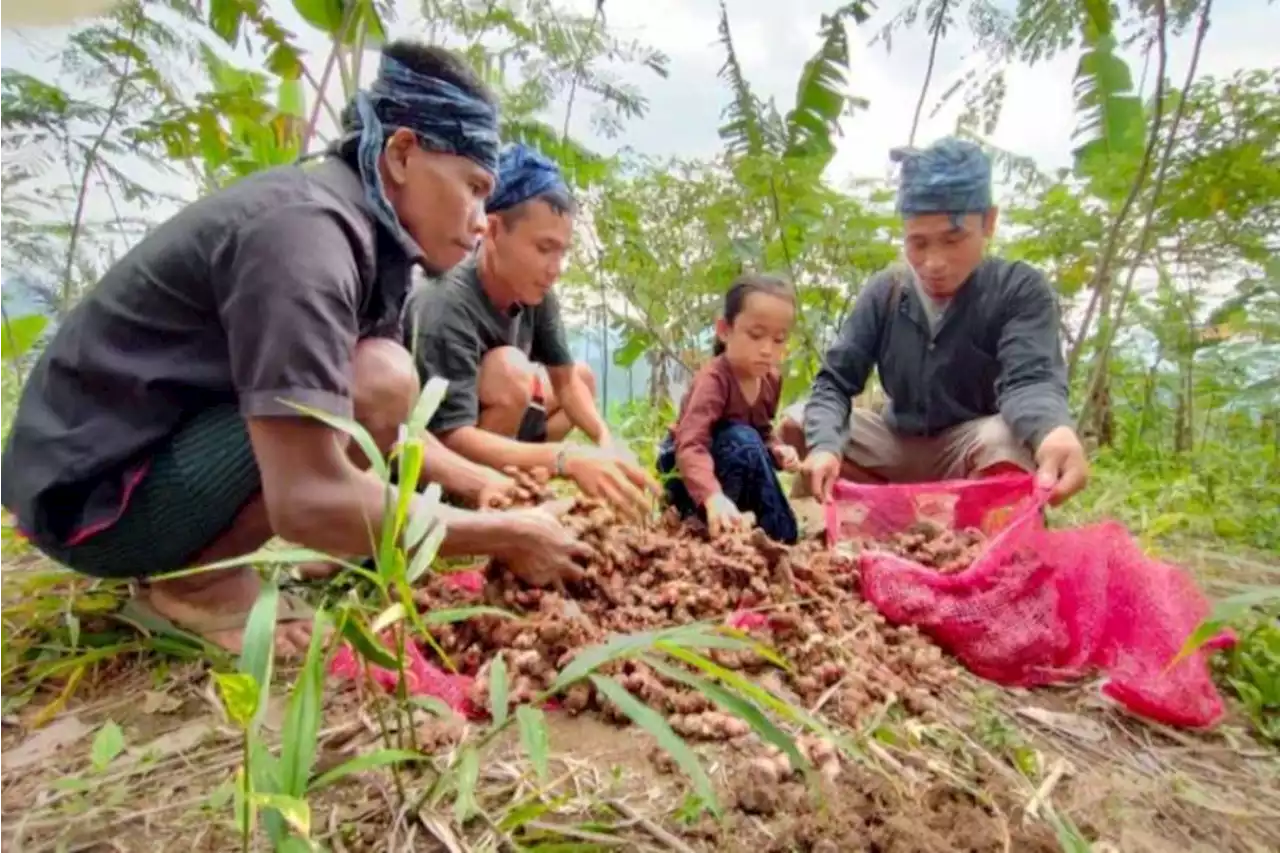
[670,355,784,506]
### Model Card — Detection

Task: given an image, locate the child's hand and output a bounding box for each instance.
[704,492,747,537]
[771,444,800,471]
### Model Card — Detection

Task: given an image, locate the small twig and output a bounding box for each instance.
[525,820,630,846]
[1023,757,1070,821]
[608,799,700,853]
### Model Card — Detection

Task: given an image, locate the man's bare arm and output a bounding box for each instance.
[440,424,562,472]
[249,417,515,558]
[546,364,610,445]
[420,431,510,503]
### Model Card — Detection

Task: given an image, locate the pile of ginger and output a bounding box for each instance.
[411,470,969,742]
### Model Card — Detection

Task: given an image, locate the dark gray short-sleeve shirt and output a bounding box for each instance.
[0,157,418,545]
[404,256,573,434]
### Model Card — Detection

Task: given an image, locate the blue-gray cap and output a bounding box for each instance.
[890,137,992,219]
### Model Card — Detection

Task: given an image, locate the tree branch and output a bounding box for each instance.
[909,0,949,146]
[1066,6,1170,380]
[1079,0,1212,429]
[61,13,140,315]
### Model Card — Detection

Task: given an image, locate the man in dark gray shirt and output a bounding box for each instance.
[406,144,656,517]
[786,137,1089,504]
[0,43,591,656]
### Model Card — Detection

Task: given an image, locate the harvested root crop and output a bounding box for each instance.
[865,519,987,574]
[412,480,961,742]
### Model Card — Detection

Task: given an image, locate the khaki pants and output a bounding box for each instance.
[781,401,1034,485]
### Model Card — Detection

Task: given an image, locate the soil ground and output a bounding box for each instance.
[2,500,1277,853]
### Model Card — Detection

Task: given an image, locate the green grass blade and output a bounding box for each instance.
[308,748,427,791]
[237,575,279,729]
[150,549,369,583]
[643,655,810,777]
[408,376,450,437]
[453,745,480,825]
[279,609,331,797]
[549,625,753,694]
[489,655,510,728]
[336,608,399,670]
[282,400,387,480]
[396,439,426,515]
[406,521,448,584]
[498,791,573,831]
[516,705,550,782]
[404,482,443,551]
[589,674,718,815]
[658,644,851,752]
[213,672,260,729]
[371,603,407,634]
[423,606,515,625]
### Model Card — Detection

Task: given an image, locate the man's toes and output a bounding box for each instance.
[279,624,314,655]
[298,561,340,580]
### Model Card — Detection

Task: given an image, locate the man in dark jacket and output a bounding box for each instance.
[0,42,591,656]
[785,137,1089,504]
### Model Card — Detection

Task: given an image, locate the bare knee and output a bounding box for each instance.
[478,347,535,413]
[778,415,806,458]
[353,338,419,449]
[777,402,808,459]
[970,416,1034,475]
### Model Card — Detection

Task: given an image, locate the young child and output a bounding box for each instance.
[656,274,800,543]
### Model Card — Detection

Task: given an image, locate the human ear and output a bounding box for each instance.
[983,206,999,238]
[382,128,418,187]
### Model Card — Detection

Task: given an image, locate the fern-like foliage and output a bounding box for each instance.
[784,1,874,165]
[717,0,873,166]
[501,117,609,188]
[715,0,769,158]
[1070,0,1145,175]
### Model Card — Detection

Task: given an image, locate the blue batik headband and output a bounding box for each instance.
[347,53,501,251]
[487,143,568,213]
[890,137,993,226]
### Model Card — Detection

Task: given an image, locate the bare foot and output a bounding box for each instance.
[297,561,343,581]
[147,567,314,656]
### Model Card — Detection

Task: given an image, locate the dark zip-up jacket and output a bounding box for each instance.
[803,258,1073,457]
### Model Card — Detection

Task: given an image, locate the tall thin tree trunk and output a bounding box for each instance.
[908,0,949,146]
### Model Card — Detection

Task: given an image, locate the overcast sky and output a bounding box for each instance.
[557,0,1275,192]
[2,0,1276,218]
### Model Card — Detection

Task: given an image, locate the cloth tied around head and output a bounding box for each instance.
[890,137,993,221]
[488,143,568,213]
[348,52,501,250]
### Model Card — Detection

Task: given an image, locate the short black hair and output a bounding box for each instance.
[333,41,497,163]
[496,187,578,228]
[713,273,795,356]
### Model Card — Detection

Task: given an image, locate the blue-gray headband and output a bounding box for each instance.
[890,137,992,223]
[348,53,501,253]
[488,143,568,213]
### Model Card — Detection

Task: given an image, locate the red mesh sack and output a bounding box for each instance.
[836,474,1233,728]
[328,570,487,718]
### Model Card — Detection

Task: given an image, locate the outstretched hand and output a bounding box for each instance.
[561,445,659,522]
[704,492,749,537]
[499,499,594,587]
[771,443,800,472]
[800,450,841,502]
[1034,426,1089,505]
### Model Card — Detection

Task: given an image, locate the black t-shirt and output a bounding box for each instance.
[403,255,573,434]
[1,157,418,545]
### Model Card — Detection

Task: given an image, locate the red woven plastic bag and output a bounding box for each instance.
[328,571,484,718]
[837,474,1233,728]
